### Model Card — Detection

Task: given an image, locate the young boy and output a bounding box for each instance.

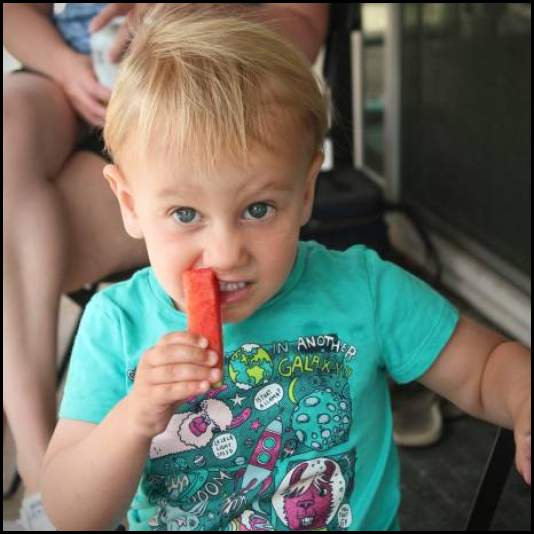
[42,5,531,531]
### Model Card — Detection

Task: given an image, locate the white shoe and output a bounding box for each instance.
[3,493,56,531]
[392,384,443,447]
[440,397,465,420]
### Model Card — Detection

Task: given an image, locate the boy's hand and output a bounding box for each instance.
[126,332,221,440]
[513,392,531,485]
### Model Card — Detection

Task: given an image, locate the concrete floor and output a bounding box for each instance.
[399,417,531,530]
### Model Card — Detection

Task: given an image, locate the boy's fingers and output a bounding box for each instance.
[158,331,208,349]
[147,364,221,386]
[515,432,531,485]
[518,454,531,486]
[522,434,531,485]
[148,344,217,368]
[154,380,211,404]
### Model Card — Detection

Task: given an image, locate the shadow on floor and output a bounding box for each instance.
[398,416,531,531]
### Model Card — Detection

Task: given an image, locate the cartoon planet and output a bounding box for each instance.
[292,391,351,450]
[228,344,274,391]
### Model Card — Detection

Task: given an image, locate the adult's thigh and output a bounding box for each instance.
[55,150,149,292]
[3,72,79,191]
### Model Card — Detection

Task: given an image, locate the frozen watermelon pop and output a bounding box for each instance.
[182,268,223,387]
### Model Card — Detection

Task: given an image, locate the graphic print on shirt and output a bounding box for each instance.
[143,334,358,531]
[272,457,348,530]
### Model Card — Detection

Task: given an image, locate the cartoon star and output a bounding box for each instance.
[250,419,263,432]
[230,393,246,407]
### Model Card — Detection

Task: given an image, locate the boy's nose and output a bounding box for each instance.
[202,226,248,273]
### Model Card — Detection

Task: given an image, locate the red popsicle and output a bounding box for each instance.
[182,268,223,387]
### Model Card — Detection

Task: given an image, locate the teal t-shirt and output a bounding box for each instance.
[60,241,459,531]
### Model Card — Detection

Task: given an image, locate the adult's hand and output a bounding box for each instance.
[89,3,153,63]
[57,52,112,128]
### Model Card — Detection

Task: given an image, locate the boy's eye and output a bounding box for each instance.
[172,207,199,224]
[244,202,273,220]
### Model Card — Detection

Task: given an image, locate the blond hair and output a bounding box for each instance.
[103,4,328,170]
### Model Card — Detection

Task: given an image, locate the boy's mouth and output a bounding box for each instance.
[218,280,249,292]
[218,280,253,305]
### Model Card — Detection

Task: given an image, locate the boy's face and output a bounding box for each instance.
[104,127,323,323]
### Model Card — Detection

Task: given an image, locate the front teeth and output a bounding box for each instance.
[219,281,247,292]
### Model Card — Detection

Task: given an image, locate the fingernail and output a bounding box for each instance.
[208,351,218,365]
[210,368,221,381]
[198,337,209,349]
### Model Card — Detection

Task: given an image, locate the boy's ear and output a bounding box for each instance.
[300,150,324,227]
[102,164,144,239]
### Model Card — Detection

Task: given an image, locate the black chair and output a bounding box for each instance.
[3,4,523,532]
[303,3,392,257]
[465,427,517,530]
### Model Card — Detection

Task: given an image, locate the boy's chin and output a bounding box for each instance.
[221,305,256,324]
[221,293,269,323]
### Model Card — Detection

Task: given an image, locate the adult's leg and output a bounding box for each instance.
[3,72,80,495]
[4,73,149,498]
[53,150,148,294]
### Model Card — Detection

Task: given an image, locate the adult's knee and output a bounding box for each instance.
[3,89,48,196]
[3,82,44,154]
[3,75,78,189]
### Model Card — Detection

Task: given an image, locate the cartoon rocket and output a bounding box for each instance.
[238,416,283,505]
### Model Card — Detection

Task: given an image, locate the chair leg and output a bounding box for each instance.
[465,427,515,530]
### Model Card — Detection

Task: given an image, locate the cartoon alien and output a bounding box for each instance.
[272,458,346,530]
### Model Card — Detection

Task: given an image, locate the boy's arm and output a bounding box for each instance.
[419,315,531,483]
[41,397,151,531]
[42,328,218,530]
[3,4,78,81]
